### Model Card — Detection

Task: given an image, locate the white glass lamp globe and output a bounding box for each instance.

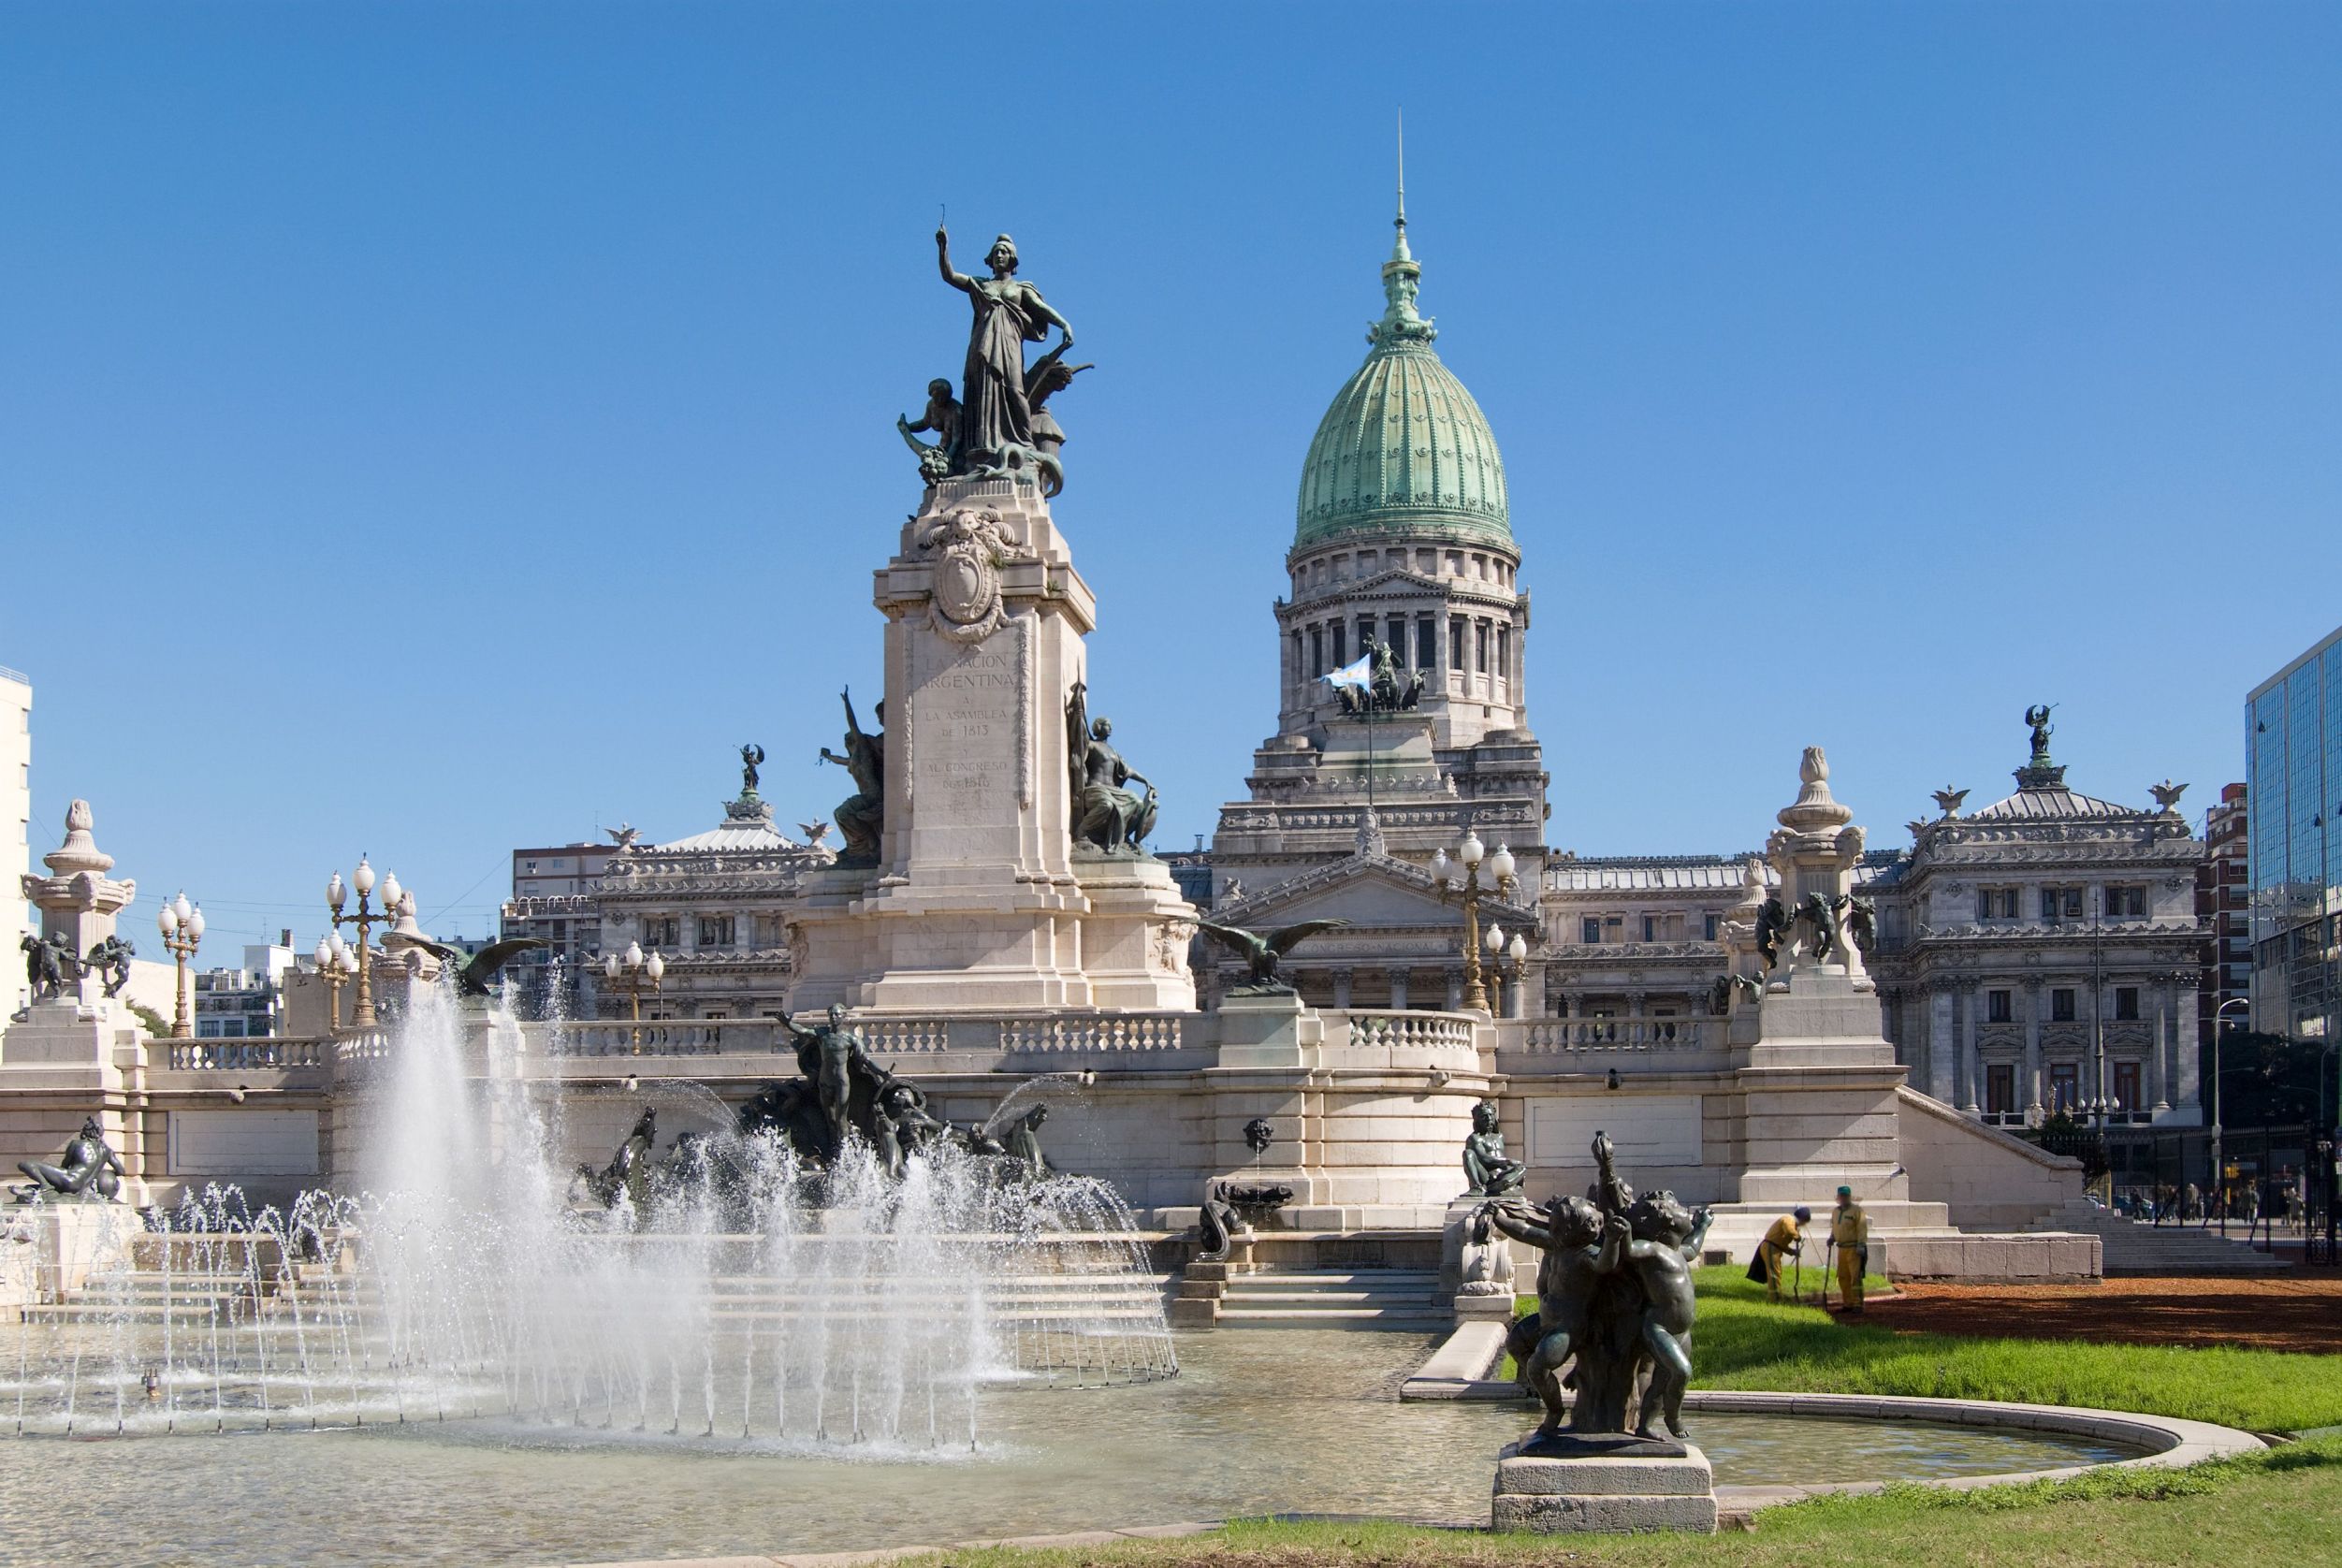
[645,951,664,982]
[624,940,643,970]
[604,952,621,980]
[352,858,375,898]
[313,937,332,968]
[1431,849,1451,887]
[1459,830,1484,868]
[158,903,178,936]
[1508,933,1527,964]
[327,872,346,911]
[378,872,402,911]
[1490,844,1516,882]
[187,906,205,942]
[172,891,193,927]
[1485,924,1504,954]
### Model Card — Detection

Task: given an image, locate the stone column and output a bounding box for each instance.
[2022,978,2044,1119]
[1445,967,1464,1011]
[1503,971,1523,1020]
[1928,982,1956,1103]
[2150,979,2172,1113]
[2174,971,2203,1113]
[1959,981,1982,1113]
[1387,968,1410,1010]
[1331,967,1353,1009]
[1626,991,1647,1019]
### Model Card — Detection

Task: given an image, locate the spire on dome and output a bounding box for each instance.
[1373,113,1435,349]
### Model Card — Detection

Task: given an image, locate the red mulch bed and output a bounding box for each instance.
[1859,1272,2342,1353]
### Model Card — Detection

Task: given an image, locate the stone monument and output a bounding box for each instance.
[783,229,1196,1016]
[1738,747,1910,1212]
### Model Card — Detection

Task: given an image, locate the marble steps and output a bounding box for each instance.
[1215,1268,1448,1330]
[2042,1208,2288,1275]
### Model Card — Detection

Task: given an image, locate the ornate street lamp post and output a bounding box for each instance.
[326,857,400,1029]
[156,891,204,1039]
[604,939,664,1052]
[1432,829,1516,1013]
[312,935,357,1034]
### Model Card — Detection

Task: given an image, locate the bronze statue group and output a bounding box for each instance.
[1471,1120,1713,1452]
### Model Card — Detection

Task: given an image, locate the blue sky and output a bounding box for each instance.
[6,2,2338,955]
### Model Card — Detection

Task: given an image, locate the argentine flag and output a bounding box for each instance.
[1324,653,1373,693]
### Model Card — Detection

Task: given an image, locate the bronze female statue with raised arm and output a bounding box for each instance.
[936,226,1074,478]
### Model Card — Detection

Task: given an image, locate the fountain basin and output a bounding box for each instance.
[0,1330,2201,1568]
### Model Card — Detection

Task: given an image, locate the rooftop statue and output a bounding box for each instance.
[378,933,552,997]
[605,822,641,849]
[1066,681,1157,855]
[819,689,885,867]
[1193,917,1350,995]
[2024,703,2056,763]
[935,225,1078,490]
[1462,1099,1527,1197]
[1481,1132,1711,1455]
[2150,779,2189,813]
[1930,786,1968,818]
[12,1116,125,1203]
[740,743,765,798]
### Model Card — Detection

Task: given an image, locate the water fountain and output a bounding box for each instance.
[0,982,1174,1442]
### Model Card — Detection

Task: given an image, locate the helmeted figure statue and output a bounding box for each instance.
[13,1116,125,1203]
[1066,681,1156,854]
[935,226,1076,486]
[739,743,764,797]
[819,690,885,867]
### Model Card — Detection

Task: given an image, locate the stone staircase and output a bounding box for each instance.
[2037,1205,2289,1276]
[1213,1267,1448,1331]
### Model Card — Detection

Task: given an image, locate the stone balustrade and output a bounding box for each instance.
[1513,1017,1711,1053]
[996,1014,1187,1053]
[552,1019,782,1057]
[164,1037,330,1071]
[1340,1010,1478,1052]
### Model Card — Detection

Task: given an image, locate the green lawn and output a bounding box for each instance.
[1679,1266,2342,1433]
[893,1435,2342,1568]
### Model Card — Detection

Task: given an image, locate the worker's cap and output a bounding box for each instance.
[1792,1206,1811,1222]
[1837,1185,1853,1197]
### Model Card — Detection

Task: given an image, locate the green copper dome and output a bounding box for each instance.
[1293,209,1510,552]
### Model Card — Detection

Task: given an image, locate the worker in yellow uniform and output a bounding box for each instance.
[1831,1184,1869,1314]
[1750,1206,1809,1302]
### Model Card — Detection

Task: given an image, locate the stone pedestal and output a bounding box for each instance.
[784,475,1197,1016]
[1214,991,1322,1068]
[1491,1443,1718,1534]
[1440,1194,1518,1317]
[0,1202,140,1308]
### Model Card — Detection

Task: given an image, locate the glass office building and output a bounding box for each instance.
[2248,624,2342,1040]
